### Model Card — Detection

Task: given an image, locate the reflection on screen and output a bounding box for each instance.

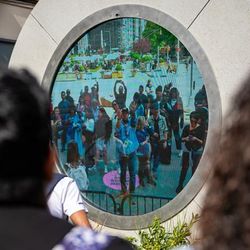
[51,18,208,215]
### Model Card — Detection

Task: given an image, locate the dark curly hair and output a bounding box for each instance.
[0,69,50,206]
[199,75,250,250]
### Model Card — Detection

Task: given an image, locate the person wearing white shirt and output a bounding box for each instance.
[47,174,91,228]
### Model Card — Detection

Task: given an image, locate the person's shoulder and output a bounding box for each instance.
[52,227,133,250]
[53,176,75,191]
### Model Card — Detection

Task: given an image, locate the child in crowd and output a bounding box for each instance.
[65,141,89,191]
[96,120,125,174]
[136,116,156,187]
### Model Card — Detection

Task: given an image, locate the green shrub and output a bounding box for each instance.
[127,214,199,250]
[159,58,165,63]
[115,63,123,71]
[130,52,141,60]
[79,65,84,72]
[141,55,152,63]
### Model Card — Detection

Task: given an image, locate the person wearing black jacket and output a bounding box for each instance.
[176,111,205,193]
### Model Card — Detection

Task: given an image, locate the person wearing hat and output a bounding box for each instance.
[148,102,168,179]
[116,107,139,195]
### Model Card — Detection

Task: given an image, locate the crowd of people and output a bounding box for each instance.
[51,78,208,195]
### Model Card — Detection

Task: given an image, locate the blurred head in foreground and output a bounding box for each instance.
[0,69,51,206]
[200,75,250,250]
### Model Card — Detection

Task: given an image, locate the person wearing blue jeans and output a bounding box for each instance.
[148,103,168,178]
[116,108,139,195]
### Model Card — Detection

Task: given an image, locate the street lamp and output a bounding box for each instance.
[175,40,181,73]
[100,30,111,53]
[106,31,111,53]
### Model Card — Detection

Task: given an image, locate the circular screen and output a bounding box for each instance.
[51,18,208,216]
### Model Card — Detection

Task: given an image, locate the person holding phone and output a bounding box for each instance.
[176,111,205,193]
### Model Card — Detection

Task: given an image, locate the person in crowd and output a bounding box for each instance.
[65,142,89,191]
[176,111,205,193]
[51,106,63,148]
[164,87,184,157]
[136,116,156,187]
[114,80,127,109]
[58,90,70,152]
[91,98,100,122]
[77,93,84,112]
[196,106,209,142]
[90,81,99,103]
[152,59,157,70]
[163,82,173,100]
[96,120,125,174]
[148,103,168,179]
[129,92,145,118]
[155,85,163,103]
[74,62,80,79]
[194,92,209,145]
[82,108,96,171]
[154,85,164,113]
[79,85,91,108]
[116,108,139,196]
[111,100,121,136]
[58,90,70,120]
[95,106,110,139]
[145,79,155,99]
[65,106,83,157]
[0,69,133,249]
[66,89,75,107]
[138,85,148,109]
[194,85,208,110]
[146,94,155,119]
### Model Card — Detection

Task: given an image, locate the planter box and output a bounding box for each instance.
[117,71,123,78]
[103,74,112,79]
[112,72,119,78]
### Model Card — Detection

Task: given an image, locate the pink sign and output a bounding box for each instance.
[103,170,139,190]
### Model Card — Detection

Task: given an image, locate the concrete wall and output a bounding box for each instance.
[0,2,32,41]
[8,0,250,238]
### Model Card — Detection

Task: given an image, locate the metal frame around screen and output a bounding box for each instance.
[42,4,221,229]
